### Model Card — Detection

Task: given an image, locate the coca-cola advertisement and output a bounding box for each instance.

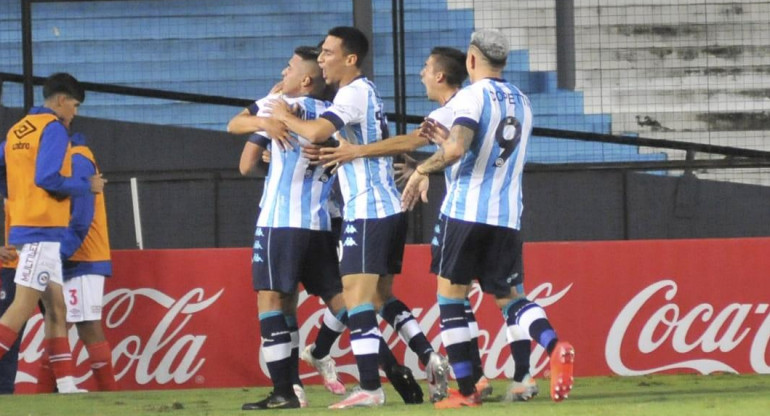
[12,239,770,392]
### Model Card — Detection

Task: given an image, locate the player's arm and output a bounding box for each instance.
[227,107,290,143]
[35,123,102,197]
[239,134,268,177]
[267,99,337,144]
[414,124,474,175]
[318,130,428,167]
[60,152,96,259]
[401,124,474,211]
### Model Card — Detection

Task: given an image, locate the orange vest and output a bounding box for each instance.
[5,113,72,228]
[2,203,18,269]
[69,147,111,262]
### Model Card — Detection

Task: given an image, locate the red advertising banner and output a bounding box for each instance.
[12,238,770,393]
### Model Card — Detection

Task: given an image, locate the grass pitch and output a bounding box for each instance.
[1,374,768,416]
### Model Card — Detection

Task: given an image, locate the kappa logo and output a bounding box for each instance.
[253,241,263,250]
[256,228,265,237]
[0,289,5,301]
[434,225,441,234]
[431,237,440,246]
[342,237,357,247]
[344,224,357,234]
[506,272,519,284]
[252,254,264,263]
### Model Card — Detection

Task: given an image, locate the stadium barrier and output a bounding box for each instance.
[12,239,770,392]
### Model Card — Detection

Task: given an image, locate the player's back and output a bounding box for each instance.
[255,95,336,231]
[441,78,533,230]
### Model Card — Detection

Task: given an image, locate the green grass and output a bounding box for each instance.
[2,374,769,416]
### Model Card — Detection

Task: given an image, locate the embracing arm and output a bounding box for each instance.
[267,99,337,143]
[415,124,473,175]
[319,130,428,167]
[227,108,290,142]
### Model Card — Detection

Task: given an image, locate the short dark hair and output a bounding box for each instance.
[327,26,369,67]
[294,45,321,61]
[43,72,85,103]
[430,47,468,87]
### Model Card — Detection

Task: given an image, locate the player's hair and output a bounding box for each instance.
[43,72,85,102]
[294,45,321,62]
[430,47,468,87]
[327,26,369,67]
[470,29,509,69]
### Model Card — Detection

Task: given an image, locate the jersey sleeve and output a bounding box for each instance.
[426,105,455,130]
[35,122,91,197]
[319,84,364,131]
[448,86,483,133]
[248,134,271,148]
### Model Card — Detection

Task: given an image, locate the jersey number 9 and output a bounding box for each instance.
[494,116,522,167]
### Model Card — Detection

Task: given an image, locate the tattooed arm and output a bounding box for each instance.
[401,125,474,210]
[414,124,474,175]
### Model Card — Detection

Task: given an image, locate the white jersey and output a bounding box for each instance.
[441,78,533,230]
[425,103,457,189]
[251,94,336,230]
[320,76,401,220]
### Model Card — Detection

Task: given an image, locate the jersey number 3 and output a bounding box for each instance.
[494,116,522,167]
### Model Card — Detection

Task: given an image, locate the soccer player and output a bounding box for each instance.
[0,73,105,394]
[36,132,117,393]
[232,46,347,410]
[314,46,479,402]
[269,26,435,409]
[0,221,21,394]
[401,30,576,408]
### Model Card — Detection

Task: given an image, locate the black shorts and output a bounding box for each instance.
[252,227,341,300]
[430,215,524,297]
[338,213,407,276]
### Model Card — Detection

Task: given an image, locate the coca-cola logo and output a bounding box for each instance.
[18,287,223,386]
[606,280,770,375]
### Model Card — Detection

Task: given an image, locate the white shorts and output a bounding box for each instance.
[14,242,63,292]
[63,274,105,323]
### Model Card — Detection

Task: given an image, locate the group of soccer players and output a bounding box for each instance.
[231,26,575,409]
[0,74,117,394]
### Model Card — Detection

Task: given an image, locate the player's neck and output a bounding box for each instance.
[437,87,460,106]
[470,69,503,83]
[338,70,363,88]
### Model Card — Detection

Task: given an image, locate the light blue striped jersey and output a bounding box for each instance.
[440,78,533,230]
[251,94,336,230]
[320,76,401,220]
